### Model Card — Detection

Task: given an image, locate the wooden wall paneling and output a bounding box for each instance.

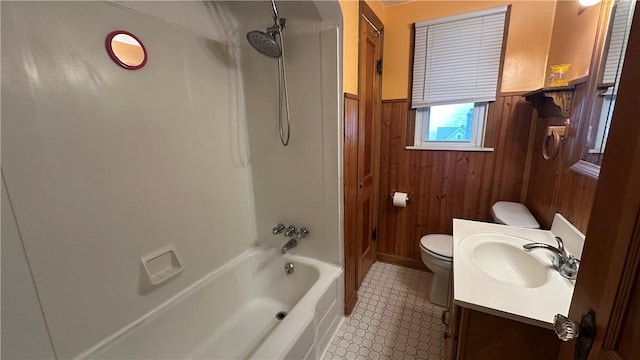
[554,171,597,232]
[462,153,482,220]
[524,82,597,232]
[378,101,392,255]
[416,151,432,246]
[551,83,598,232]
[393,101,410,257]
[476,105,499,224]
[507,100,535,198]
[375,83,598,273]
[404,149,420,260]
[489,96,534,203]
[525,113,564,229]
[377,95,533,266]
[426,151,444,235]
[520,110,540,203]
[343,93,359,315]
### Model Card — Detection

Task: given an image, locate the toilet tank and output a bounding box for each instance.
[491,201,540,229]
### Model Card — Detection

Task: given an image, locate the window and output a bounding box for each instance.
[409,6,508,151]
[414,103,488,149]
[588,0,635,154]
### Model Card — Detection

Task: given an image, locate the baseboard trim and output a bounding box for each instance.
[376,252,430,272]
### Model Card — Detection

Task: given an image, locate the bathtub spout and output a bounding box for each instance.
[281,238,297,254]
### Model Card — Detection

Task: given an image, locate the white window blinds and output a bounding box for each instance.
[411,6,508,108]
[602,0,636,90]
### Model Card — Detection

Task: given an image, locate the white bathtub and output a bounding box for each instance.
[81,246,343,359]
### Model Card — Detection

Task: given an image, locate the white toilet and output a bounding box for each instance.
[419,201,540,306]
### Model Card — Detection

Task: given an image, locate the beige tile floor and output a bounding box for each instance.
[323,262,445,360]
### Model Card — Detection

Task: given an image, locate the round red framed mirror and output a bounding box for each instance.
[105,30,147,70]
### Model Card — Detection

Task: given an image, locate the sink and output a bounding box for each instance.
[459,233,550,288]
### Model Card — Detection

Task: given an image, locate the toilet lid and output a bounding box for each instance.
[491,201,540,229]
[419,234,453,259]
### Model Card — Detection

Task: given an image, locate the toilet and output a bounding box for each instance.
[490,201,540,229]
[419,201,540,306]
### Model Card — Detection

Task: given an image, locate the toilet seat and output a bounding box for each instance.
[419,234,453,261]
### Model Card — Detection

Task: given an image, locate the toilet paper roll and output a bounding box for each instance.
[392,192,409,207]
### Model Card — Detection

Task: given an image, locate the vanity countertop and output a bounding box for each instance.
[453,215,584,329]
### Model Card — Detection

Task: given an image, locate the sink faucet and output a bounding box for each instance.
[523,236,580,280]
[281,238,298,254]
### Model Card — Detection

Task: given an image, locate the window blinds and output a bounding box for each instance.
[411,6,507,108]
[602,0,636,92]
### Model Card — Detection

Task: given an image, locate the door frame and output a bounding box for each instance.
[343,1,384,315]
[558,7,640,359]
[356,0,383,286]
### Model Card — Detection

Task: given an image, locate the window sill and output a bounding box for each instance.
[406,145,494,152]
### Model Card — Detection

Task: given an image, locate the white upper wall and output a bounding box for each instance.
[1,1,255,357]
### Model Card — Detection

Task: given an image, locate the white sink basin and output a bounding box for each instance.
[459,233,550,288]
[453,218,582,328]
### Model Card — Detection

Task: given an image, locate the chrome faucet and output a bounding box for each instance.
[284,225,297,238]
[272,223,286,235]
[523,236,580,280]
[281,238,298,254]
[297,227,310,240]
[275,224,310,254]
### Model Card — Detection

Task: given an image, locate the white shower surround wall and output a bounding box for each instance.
[1,0,344,359]
[84,246,343,360]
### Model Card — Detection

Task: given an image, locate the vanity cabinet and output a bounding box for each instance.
[453,308,560,359]
[443,276,461,359]
[443,278,561,360]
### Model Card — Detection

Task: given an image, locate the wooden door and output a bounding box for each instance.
[557,8,640,359]
[356,4,382,287]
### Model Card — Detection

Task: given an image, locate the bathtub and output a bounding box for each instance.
[81,246,343,359]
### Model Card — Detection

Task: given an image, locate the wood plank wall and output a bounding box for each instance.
[343,93,359,314]
[524,82,597,233]
[377,95,533,266]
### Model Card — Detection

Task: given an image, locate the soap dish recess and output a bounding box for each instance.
[141,245,183,286]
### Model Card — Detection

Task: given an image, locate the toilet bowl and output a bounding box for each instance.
[419,234,453,307]
[418,201,539,307]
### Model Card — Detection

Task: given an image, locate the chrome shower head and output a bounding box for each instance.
[246,30,282,58]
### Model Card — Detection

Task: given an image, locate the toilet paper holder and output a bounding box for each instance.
[390,191,411,202]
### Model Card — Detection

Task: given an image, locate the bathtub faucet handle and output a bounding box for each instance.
[297,227,310,240]
[284,225,297,238]
[272,223,286,235]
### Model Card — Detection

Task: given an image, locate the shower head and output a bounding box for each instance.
[246,30,282,58]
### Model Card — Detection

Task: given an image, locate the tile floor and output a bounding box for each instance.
[323,262,446,360]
